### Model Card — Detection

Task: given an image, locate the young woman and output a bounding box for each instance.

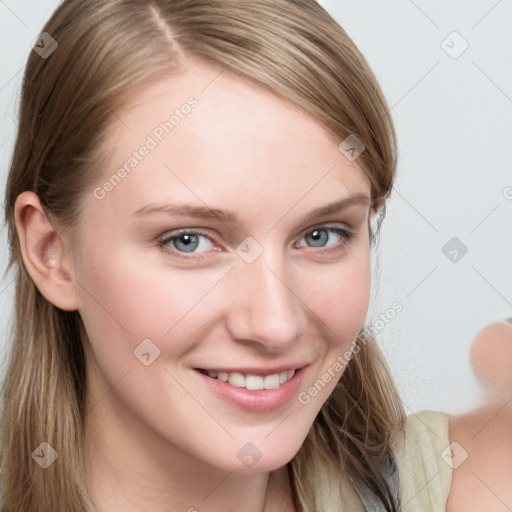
[1,1,451,510]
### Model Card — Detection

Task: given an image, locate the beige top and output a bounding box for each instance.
[337,410,453,511]
[394,410,453,511]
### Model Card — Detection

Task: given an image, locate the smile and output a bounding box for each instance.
[198,369,295,390]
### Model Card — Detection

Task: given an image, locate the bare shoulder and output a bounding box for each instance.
[447,406,512,511]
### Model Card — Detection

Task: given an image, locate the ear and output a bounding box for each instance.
[14,191,79,311]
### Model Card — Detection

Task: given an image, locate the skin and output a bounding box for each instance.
[15,58,373,512]
[447,322,512,511]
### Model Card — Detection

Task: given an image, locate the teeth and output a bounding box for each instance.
[245,374,264,390]
[263,374,280,389]
[228,372,245,388]
[204,369,295,390]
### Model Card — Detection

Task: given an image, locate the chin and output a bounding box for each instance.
[209,435,306,475]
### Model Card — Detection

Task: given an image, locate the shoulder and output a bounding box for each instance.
[394,410,453,512]
[446,407,512,511]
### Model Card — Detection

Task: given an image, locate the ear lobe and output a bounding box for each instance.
[14,191,79,311]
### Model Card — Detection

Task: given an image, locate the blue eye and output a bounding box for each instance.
[159,230,214,255]
[158,225,353,259]
[298,226,353,250]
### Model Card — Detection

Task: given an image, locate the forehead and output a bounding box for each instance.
[93,59,370,220]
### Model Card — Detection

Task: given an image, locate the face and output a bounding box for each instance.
[72,58,373,474]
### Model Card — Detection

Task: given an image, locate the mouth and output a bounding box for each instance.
[193,365,307,412]
[196,368,296,391]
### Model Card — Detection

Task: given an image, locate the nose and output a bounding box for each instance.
[225,246,306,352]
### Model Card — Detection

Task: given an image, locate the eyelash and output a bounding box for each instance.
[157,225,354,260]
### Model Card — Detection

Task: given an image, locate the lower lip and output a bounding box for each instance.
[194,367,307,413]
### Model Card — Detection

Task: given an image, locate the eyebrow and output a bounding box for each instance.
[131,193,371,224]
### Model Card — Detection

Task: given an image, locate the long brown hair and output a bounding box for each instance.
[2,1,405,510]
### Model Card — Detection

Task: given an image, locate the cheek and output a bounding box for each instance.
[293,255,371,407]
[305,250,371,344]
[74,240,232,365]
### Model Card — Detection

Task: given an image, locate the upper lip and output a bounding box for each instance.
[195,363,308,376]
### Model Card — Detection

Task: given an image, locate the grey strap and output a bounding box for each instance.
[349,451,402,512]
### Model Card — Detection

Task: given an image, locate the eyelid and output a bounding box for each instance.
[158,222,355,262]
[301,221,354,235]
[158,222,353,245]
[158,228,217,248]
[294,223,354,250]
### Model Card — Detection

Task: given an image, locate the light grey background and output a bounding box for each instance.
[1,0,511,416]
